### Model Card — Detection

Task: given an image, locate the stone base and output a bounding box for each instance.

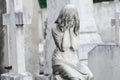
[1,72,33,80]
[36,74,52,80]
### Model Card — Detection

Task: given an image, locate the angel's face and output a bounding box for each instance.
[57,15,75,32]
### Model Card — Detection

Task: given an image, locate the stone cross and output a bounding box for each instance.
[111,0,120,45]
[2,0,28,73]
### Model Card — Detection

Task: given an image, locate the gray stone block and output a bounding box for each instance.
[1,72,33,80]
[88,45,120,80]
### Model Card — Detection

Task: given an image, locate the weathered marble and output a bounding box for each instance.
[38,9,47,41]
[88,2,120,80]
[38,9,47,74]
[88,45,120,80]
[1,0,40,79]
[1,72,32,80]
[52,5,93,80]
[94,2,117,43]
[2,0,27,73]
[45,0,70,74]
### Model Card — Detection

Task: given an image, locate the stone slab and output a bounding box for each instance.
[3,0,28,73]
[79,33,103,45]
[88,45,120,80]
[94,2,116,43]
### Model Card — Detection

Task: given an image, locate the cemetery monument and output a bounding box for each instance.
[52,5,93,80]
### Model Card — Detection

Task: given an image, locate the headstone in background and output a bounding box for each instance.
[1,0,33,80]
[93,2,119,44]
[88,45,120,80]
[2,0,25,73]
[88,1,120,80]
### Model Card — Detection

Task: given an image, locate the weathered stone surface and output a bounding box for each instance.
[23,0,40,77]
[45,0,70,74]
[1,72,32,80]
[78,45,96,60]
[51,5,93,80]
[38,9,47,41]
[94,2,116,43]
[0,0,6,74]
[88,45,120,80]
[3,0,27,73]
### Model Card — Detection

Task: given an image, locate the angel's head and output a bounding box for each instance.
[55,4,80,35]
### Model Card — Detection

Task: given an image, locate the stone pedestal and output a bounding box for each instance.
[1,72,33,80]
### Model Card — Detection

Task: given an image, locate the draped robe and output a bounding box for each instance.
[52,27,93,80]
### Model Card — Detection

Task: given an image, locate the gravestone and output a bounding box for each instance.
[1,0,33,80]
[94,1,120,44]
[88,45,120,80]
[88,1,120,80]
[2,0,26,73]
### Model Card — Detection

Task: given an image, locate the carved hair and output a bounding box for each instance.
[55,4,80,35]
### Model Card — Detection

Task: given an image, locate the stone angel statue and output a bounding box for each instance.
[52,4,93,80]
